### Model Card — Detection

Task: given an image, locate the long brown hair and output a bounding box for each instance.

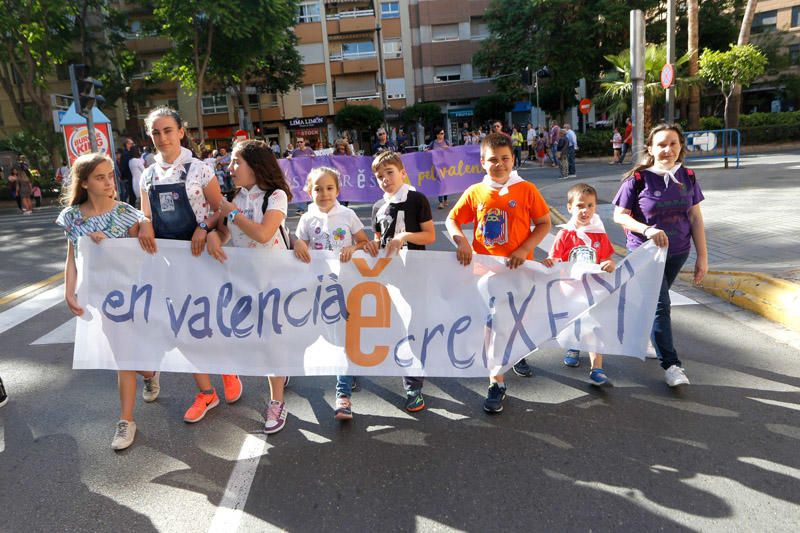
[623,123,687,181]
[60,153,115,206]
[232,140,293,202]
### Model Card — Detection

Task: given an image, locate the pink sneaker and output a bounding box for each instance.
[263,400,287,434]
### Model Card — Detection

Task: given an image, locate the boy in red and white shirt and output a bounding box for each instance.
[542,183,615,386]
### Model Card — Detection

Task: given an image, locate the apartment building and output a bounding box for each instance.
[747,1,800,111]
[409,0,495,141]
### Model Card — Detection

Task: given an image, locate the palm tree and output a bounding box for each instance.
[687,0,700,130]
[599,44,696,129]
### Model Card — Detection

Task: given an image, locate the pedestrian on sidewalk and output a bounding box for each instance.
[427,126,451,208]
[612,123,708,387]
[619,117,633,164]
[610,128,622,164]
[16,168,33,214]
[55,152,153,450]
[549,120,560,167]
[32,184,42,208]
[556,128,569,179]
[564,123,578,178]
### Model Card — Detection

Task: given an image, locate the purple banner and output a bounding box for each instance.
[277,145,483,204]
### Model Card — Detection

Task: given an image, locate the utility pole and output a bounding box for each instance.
[630,10,646,164]
[376,6,389,132]
[665,0,676,123]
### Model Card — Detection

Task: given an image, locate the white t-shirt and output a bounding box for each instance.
[203,157,218,169]
[140,147,214,223]
[229,186,289,249]
[295,202,364,250]
[129,157,145,199]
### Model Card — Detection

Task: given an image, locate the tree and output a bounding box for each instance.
[333,105,384,134]
[473,94,514,125]
[699,44,767,128]
[600,44,695,128]
[728,0,759,127]
[0,0,81,167]
[401,103,443,130]
[687,0,700,130]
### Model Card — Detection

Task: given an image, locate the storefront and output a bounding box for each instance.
[447,108,474,145]
[287,116,328,149]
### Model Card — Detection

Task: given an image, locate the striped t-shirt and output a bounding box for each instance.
[56,201,144,250]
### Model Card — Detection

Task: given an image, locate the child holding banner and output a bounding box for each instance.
[136,107,243,424]
[206,139,294,434]
[446,132,551,413]
[293,167,379,421]
[56,153,150,450]
[371,151,436,412]
[612,123,708,387]
[541,183,616,386]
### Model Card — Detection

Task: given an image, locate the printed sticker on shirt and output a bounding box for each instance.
[509,200,517,208]
[569,245,597,264]
[333,228,347,242]
[159,192,175,212]
[480,208,508,247]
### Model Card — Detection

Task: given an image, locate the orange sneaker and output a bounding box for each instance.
[183,390,219,423]
[222,374,242,403]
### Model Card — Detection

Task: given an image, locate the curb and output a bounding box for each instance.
[0,272,64,307]
[679,271,800,333]
[549,207,800,333]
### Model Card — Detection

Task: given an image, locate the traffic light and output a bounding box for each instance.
[536,66,551,78]
[521,66,532,86]
[69,64,105,117]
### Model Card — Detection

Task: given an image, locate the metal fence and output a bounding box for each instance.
[684,128,741,169]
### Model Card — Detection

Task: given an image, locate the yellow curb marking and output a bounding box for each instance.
[679,271,800,333]
[0,272,64,306]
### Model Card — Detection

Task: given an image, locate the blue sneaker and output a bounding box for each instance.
[563,349,581,367]
[512,358,534,377]
[483,383,507,413]
[589,368,610,386]
[404,389,425,412]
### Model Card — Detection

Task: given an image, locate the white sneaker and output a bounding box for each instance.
[263,400,287,434]
[142,372,160,402]
[665,365,690,387]
[111,420,136,450]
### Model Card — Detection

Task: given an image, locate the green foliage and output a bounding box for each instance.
[676,0,745,54]
[698,116,724,130]
[599,44,696,122]
[473,94,514,124]
[333,105,384,133]
[699,44,768,127]
[739,111,800,127]
[575,129,618,157]
[401,103,443,129]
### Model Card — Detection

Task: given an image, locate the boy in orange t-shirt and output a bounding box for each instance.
[446,132,551,413]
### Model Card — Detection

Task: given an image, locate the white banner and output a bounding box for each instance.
[74,239,666,377]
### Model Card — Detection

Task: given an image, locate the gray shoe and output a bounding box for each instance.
[111,420,136,450]
[142,372,160,402]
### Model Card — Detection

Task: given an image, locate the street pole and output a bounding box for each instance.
[86,109,98,153]
[535,70,541,130]
[666,0,676,123]
[376,19,389,133]
[630,10,646,165]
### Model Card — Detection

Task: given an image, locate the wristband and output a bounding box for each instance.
[227,209,240,225]
[643,226,658,239]
[198,221,209,231]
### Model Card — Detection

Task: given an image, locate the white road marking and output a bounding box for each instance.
[427,408,469,421]
[0,285,64,336]
[207,433,270,533]
[0,424,4,454]
[747,397,800,411]
[739,457,800,481]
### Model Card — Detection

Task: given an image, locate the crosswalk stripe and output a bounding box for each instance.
[0,284,64,336]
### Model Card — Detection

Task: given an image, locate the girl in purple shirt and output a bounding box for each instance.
[612,124,708,387]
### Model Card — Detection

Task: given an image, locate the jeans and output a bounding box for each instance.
[513,146,522,167]
[620,143,631,163]
[403,376,424,392]
[336,375,354,397]
[567,146,576,175]
[550,144,558,165]
[652,252,689,370]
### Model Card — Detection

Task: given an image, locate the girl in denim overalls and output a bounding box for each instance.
[206,140,293,435]
[137,106,243,423]
[56,153,149,450]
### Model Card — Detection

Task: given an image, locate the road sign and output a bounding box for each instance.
[234,129,249,142]
[579,98,591,115]
[661,64,675,89]
[686,132,717,151]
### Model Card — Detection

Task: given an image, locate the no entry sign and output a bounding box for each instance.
[661,64,675,89]
[579,98,591,115]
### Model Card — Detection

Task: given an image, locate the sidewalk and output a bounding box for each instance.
[528,151,800,332]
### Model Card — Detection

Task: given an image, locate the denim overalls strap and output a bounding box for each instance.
[146,162,197,241]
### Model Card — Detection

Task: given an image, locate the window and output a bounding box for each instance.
[342,40,376,59]
[432,23,459,42]
[383,38,402,58]
[301,83,328,105]
[790,44,800,66]
[470,17,488,39]
[386,78,405,99]
[201,94,227,114]
[249,93,260,109]
[264,93,279,108]
[434,65,461,83]
[381,1,400,19]
[297,1,321,23]
[472,61,488,80]
[335,74,377,98]
[792,6,800,28]
[297,43,325,65]
[752,10,777,34]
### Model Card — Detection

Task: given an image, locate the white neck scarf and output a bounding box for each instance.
[559,213,607,247]
[645,162,682,189]
[481,171,524,196]
[153,147,194,181]
[383,183,413,204]
[307,200,346,218]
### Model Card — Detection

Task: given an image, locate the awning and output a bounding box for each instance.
[324,0,364,4]
[511,101,532,113]
[327,31,375,41]
[448,108,474,118]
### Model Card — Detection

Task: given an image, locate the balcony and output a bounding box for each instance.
[329,55,379,75]
[326,9,376,35]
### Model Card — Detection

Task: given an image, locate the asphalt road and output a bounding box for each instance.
[0,154,799,532]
